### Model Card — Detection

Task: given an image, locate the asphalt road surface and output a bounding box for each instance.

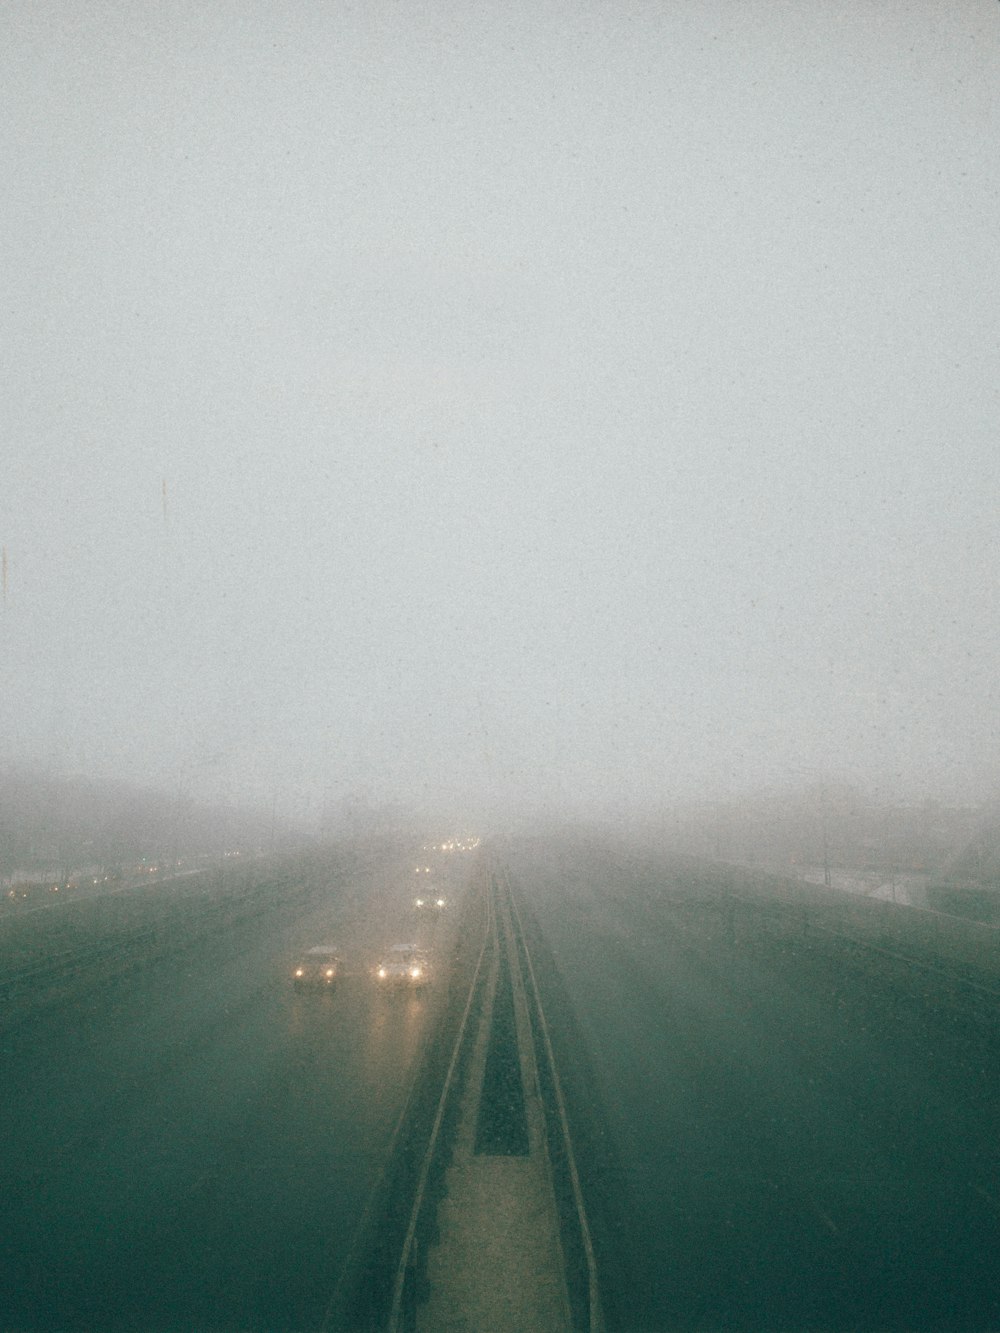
[0,841,469,1332]
[4,833,998,1332]
[509,833,1000,1332]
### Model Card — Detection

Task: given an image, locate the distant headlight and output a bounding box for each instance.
[436,899,445,907]
[415,898,424,907]
[294,968,304,977]
[409,967,422,979]
[325,968,335,977]
[378,967,387,978]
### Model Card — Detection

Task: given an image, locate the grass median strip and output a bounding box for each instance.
[474,941,529,1156]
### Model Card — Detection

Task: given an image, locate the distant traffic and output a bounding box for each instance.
[289,834,478,995]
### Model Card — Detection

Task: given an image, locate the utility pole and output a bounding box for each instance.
[792,766,833,888]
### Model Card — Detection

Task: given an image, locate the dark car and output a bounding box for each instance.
[292,946,341,989]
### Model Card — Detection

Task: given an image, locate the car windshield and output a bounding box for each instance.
[3,10,998,1333]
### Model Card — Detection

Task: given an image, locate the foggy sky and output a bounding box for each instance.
[3,1,999,821]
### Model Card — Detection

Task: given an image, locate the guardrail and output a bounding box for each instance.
[710,862,1000,985]
[345,860,603,1331]
[320,865,495,1332]
[712,877,1000,997]
[386,877,496,1331]
[502,865,604,1333]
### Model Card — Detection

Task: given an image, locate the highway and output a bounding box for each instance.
[0,841,472,1332]
[508,832,1000,1332]
[2,832,998,1331]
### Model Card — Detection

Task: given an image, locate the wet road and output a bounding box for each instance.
[0,843,467,1331]
[510,834,1000,1332]
[5,833,998,1332]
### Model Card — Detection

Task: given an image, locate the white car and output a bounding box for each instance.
[292,946,341,989]
[374,944,430,988]
[414,895,447,910]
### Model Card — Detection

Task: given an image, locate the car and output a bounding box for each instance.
[414,894,447,910]
[292,946,341,989]
[374,944,430,988]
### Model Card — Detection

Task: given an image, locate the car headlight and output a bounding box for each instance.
[325,969,335,977]
[294,968,304,978]
[378,967,387,978]
[409,967,422,979]
[415,898,424,907]
[436,899,445,907]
